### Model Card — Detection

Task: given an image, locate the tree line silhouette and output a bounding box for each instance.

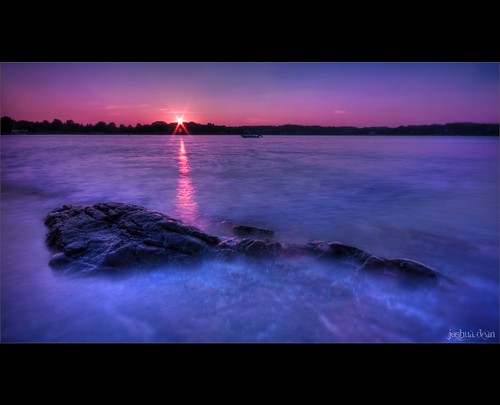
[1,116,498,136]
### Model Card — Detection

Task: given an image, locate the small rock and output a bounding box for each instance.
[385,258,439,279]
[232,225,274,239]
[359,256,438,279]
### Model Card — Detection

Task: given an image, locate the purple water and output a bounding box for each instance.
[1,135,498,342]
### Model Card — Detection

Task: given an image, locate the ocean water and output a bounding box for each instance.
[1,134,498,342]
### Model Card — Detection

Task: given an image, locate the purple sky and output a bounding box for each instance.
[1,62,498,127]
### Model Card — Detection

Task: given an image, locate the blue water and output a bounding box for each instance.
[1,135,498,342]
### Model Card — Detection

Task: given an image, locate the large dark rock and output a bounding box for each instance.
[44,202,442,282]
[44,202,220,273]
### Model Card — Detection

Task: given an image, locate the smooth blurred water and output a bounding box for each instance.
[1,135,498,342]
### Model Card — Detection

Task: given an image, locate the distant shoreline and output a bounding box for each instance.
[1,117,498,136]
[3,133,499,137]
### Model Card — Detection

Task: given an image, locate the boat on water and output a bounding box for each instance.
[241,130,263,138]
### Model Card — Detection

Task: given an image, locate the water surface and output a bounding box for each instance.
[1,135,498,342]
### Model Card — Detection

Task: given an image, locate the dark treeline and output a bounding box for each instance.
[1,116,498,136]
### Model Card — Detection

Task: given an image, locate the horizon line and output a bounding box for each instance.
[2,116,499,129]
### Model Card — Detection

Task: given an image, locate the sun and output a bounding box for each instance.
[173,115,190,135]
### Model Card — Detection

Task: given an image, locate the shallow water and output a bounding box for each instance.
[1,135,498,342]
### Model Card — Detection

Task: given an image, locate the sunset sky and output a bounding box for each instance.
[1,62,498,127]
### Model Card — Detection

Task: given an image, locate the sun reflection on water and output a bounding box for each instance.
[175,138,199,226]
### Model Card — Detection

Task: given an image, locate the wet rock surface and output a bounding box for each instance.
[44,202,442,281]
[44,202,220,273]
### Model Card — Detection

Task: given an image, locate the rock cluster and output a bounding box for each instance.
[44,202,440,280]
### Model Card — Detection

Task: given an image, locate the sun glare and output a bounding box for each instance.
[173,115,190,135]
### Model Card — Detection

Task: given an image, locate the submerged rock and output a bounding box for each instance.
[44,202,442,281]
